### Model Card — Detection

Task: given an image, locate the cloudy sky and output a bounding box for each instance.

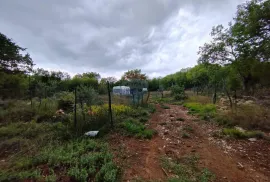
[0,0,244,78]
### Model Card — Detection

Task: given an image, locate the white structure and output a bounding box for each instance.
[113,86,130,95]
[142,88,148,92]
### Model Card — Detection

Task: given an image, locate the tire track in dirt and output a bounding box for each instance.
[109,104,270,182]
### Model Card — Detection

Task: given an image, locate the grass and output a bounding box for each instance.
[183,125,194,133]
[120,119,155,139]
[1,139,119,182]
[160,155,215,182]
[222,128,264,139]
[182,132,191,138]
[184,102,216,120]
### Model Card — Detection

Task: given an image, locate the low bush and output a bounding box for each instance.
[171,85,186,101]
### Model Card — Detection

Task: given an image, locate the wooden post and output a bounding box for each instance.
[107,81,113,128]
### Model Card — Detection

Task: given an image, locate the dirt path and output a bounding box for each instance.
[110,105,270,182]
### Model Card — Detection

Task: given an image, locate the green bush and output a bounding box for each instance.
[58,99,74,113]
[171,85,186,101]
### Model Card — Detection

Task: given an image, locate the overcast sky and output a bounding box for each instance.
[0,0,244,78]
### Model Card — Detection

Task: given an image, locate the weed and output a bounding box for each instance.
[222,128,264,139]
[184,102,216,120]
[148,106,156,113]
[160,155,215,182]
[183,125,194,133]
[120,119,154,139]
[198,168,215,182]
[45,173,57,182]
[182,132,190,138]
[1,139,119,182]
[139,117,148,123]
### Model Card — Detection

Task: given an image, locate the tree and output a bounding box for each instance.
[0,32,33,74]
[75,72,101,81]
[104,77,117,83]
[121,69,147,81]
[232,0,270,61]
[198,0,270,93]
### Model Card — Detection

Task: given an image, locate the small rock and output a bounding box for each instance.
[164,130,169,135]
[248,138,257,142]
[237,162,244,170]
[235,126,245,133]
[191,149,196,152]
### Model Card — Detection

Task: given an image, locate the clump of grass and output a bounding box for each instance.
[160,104,170,109]
[222,128,264,139]
[147,104,156,113]
[183,125,194,133]
[182,132,190,138]
[120,119,155,139]
[176,117,185,121]
[184,102,216,120]
[160,155,215,182]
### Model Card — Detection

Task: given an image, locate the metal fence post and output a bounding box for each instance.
[107,81,113,128]
[74,88,77,129]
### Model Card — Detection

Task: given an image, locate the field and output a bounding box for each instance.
[1,91,270,182]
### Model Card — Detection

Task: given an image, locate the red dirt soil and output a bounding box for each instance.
[109,104,270,182]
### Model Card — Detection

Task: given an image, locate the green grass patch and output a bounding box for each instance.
[182,132,191,138]
[120,119,155,139]
[222,128,264,139]
[161,155,215,182]
[1,139,119,182]
[184,102,216,120]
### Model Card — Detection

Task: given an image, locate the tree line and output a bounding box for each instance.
[148,0,270,105]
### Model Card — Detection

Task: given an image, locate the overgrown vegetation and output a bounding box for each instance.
[120,119,155,139]
[184,102,216,121]
[222,128,264,139]
[161,155,215,182]
[0,139,119,182]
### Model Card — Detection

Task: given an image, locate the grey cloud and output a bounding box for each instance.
[0,0,245,78]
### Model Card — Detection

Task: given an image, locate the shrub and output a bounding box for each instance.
[171,85,186,101]
[56,91,74,112]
